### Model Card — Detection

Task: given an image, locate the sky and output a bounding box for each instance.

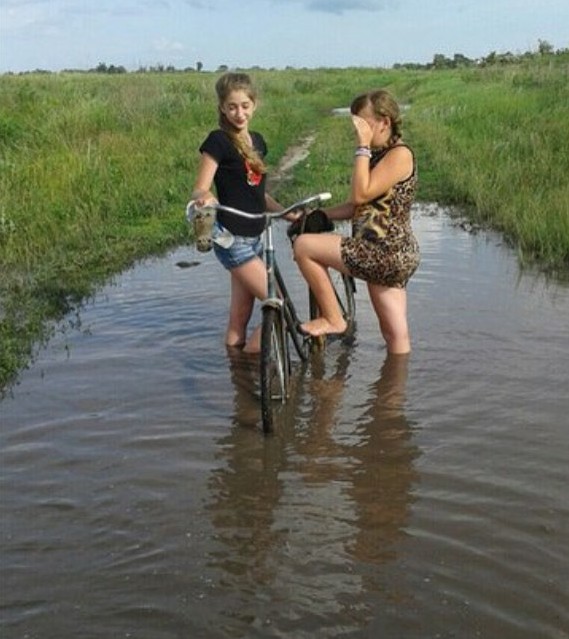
[0,0,568,73]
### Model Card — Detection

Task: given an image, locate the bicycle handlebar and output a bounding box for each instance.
[186,192,331,224]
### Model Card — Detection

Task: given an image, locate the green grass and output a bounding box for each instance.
[404,60,569,268]
[1,61,568,391]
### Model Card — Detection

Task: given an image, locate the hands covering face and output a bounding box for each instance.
[351,114,375,147]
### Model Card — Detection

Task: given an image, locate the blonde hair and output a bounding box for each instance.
[215,72,266,174]
[350,89,403,145]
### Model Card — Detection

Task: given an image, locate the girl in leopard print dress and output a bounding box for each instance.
[293,89,420,354]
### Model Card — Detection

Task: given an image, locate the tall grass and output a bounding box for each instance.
[0,74,209,387]
[403,57,569,268]
[1,61,568,391]
[0,69,382,389]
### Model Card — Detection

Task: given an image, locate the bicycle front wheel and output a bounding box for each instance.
[260,306,291,434]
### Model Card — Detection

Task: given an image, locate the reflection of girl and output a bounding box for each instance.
[192,73,283,353]
[206,348,288,599]
[296,352,417,563]
[294,90,420,354]
[209,349,419,633]
[346,353,419,565]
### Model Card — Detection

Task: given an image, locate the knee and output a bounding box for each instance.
[292,235,309,262]
[379,319,410,354]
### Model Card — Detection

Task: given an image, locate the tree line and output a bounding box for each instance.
[4,40,567,76]
[394,39,566,70]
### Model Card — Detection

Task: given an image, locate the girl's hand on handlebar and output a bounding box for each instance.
[286,208,334,243]
[284,209,303,223]
[191,189,217,208]
[196,196,218,209]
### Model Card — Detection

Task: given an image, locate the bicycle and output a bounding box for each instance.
[186,193,356,434]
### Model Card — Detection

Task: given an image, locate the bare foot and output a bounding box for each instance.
[242,325,261,354]
[242,342,261,355]
[300,317,347,337]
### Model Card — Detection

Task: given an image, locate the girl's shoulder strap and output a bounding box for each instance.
[384,141,413,154]
[373,142,415,164]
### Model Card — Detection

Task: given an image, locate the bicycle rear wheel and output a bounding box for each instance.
[336,273,356,331]
[275,264,310,361]
[283,299,310,361]
[260,305,291,434]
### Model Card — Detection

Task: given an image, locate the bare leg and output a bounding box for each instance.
[225,275,253,347]
[293,234,349,336]
[367,283,411,354]
[243,324,262,354]
[226,256,267,351]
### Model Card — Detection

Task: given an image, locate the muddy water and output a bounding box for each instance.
[1,205,568,639]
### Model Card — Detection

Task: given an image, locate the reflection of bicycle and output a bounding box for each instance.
[187,193,356,434]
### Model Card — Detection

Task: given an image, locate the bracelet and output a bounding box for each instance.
[354,146,372,158]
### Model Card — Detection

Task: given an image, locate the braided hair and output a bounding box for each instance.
[215,73,267,175]
[350,89,403,147]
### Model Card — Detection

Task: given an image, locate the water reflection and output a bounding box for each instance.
[205,348,419,635]
[295,351,419,570]
[346,354,418,565]
[2,208,568,638]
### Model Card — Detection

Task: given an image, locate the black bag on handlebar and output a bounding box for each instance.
[287,209,334,243]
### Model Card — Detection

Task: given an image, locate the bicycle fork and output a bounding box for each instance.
[262,222,283,311]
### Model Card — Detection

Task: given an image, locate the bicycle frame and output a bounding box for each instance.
[261,215,282,310]
[187,191,332,325]
[185,192,356,433]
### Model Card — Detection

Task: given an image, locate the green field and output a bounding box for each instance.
[1,56,568,391]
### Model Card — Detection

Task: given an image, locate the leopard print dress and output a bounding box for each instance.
[340,144,420,288]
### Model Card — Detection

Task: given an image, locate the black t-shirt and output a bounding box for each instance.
[199,129,268,237]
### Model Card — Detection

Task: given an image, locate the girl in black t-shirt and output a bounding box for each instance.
[192,73,283,353]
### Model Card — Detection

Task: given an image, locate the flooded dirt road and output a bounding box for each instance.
[1,205,568,638]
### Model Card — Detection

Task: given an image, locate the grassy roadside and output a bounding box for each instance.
[286,59,569,272]
[1,62,568,392]
[404,58,569,268]
[0,69,384,391]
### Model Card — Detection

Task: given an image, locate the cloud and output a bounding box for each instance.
[2,0,53,5]
[272,0,387,14]
[182,0,209,7]
[2,0,170,15]
[63,0,170,17]
[0,0,53,32]
[0,0,170,32]
[153,37,185,52]
[309,0,384,12]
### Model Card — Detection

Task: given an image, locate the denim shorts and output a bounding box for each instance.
[212,222,263,270]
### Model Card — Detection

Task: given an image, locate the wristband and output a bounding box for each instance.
[354,146,372,158]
